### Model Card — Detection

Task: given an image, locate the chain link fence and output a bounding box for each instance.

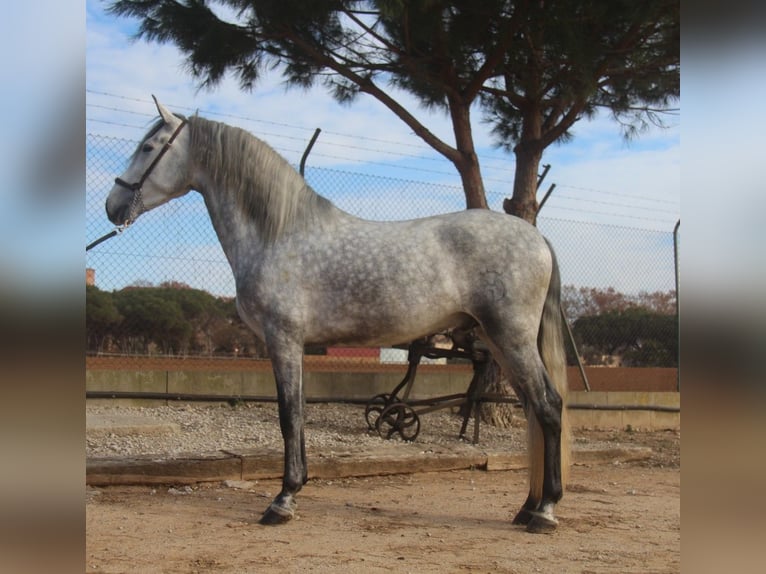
[86,133,678,370]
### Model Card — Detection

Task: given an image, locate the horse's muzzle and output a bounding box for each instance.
[106,202,130,226]
[105,188,134,226]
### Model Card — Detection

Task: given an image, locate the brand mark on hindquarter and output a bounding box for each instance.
[474,269,507,305]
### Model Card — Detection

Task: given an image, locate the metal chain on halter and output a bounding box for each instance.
[86,119,187,252]
[125,185,147,227]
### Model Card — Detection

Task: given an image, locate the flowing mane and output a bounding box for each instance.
[188,116,337,243]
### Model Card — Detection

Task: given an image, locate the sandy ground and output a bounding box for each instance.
[86,429,679,574]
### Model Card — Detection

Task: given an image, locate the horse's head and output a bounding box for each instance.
[106,96,191,226]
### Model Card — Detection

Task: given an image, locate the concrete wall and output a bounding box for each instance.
[86,367,679,430]
[568,391,679,430]
[86,368,471,403]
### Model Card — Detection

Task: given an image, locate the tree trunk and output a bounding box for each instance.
[448,98,488,209]
[461,358,517,428]
[458,158,488,209]
[505,134,544,225]
[504,145,543,224]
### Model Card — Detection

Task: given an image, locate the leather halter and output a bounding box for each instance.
[114,118,188,195]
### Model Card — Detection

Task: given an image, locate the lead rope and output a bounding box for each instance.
[86,225,127,251]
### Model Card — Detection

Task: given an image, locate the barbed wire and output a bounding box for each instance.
[553,193,679,215]
[557,184,679,205]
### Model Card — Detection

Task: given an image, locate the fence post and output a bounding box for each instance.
[537,183,557,212]
[561,303,591,392]
[300,128,322,177]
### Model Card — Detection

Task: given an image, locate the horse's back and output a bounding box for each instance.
[427,210,549,265]
[308,209,550,301]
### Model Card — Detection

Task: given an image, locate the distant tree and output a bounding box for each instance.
[561,286,677,367]
[112,287,192,354]
[210,324,242,355]
[159,280,192,289]
[573,307,677,367]
[210,323,267,356]
[562,285,632,319]
[562,285,677,320]
[86,284,270,357]
[213,297,269,357]
[86,285,123,353]
[157,284,225,353]
[634,290,676,315]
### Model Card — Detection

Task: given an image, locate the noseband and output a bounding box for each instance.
[114,118,188,221]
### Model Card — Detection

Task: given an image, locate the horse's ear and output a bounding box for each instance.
[152,95,175,124]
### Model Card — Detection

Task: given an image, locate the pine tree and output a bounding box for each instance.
[108,0,679,219]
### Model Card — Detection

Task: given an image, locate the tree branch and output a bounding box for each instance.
[283,29,461,163]
[463,6,527,101]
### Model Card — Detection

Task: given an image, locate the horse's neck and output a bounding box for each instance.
[197,183,262,277]
[193,171,351,279]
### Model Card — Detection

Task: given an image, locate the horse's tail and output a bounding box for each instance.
[528,238,571,501]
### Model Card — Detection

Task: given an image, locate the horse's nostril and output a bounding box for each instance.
[106,202,128,225]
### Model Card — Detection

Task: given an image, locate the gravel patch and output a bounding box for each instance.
[87,401,667,462]
[86,402,530,459]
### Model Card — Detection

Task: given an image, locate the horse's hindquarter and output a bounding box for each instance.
[238,210,551,347]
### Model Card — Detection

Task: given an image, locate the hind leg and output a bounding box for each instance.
[501,382,541,526]
[504,378,561,530]
[512,494,539,526]
[520,363,564,533]
[482,333,564,533]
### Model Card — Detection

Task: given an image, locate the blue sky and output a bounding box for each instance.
[84,1,685,296]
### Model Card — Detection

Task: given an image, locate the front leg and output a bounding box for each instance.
[259,336,307,525]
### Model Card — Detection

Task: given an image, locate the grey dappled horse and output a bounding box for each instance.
[106,97,570,533]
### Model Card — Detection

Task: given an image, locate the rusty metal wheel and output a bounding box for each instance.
[364,393,391,430]
[375,402,420,441]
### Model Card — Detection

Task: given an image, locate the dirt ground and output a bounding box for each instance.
[86,429,679,574]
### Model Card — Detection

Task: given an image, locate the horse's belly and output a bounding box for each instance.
[304,296,472,347]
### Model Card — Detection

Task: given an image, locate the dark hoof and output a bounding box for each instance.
[512,508,533,525]
[258,502,295,526]
[525,513,558,534]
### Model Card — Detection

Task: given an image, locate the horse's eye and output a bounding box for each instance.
[142,143,154,153]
